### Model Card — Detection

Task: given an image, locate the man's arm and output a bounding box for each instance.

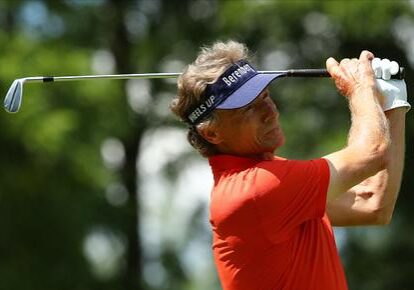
[323,51,390,203]
[327,108,406,226]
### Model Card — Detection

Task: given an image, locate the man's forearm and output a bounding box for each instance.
[347,87,390,170]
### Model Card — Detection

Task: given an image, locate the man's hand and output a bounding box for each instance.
[326,50,379,102]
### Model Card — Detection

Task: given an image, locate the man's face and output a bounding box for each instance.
[212,89,285,157]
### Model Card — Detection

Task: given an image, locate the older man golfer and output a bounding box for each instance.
[170,40,409,290]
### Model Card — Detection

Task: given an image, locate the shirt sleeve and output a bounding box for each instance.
[252,158,330,244]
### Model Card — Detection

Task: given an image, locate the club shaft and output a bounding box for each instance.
[25,70,328,82]
[18,67,406,83]
[22,73,181,83]
[49,73,182,81]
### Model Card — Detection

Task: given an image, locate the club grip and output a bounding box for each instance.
[286,67,405,79]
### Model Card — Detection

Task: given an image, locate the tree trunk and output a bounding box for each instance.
[106,1,143,289]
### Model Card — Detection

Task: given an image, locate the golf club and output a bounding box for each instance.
[3,67,405,113]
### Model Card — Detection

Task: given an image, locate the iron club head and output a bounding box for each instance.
[4,78,24,113]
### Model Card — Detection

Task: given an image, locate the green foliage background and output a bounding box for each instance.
[0,1,413,290]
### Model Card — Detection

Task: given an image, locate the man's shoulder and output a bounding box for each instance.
[209,154,329,188]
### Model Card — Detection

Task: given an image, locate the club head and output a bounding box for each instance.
[4,79,24,113]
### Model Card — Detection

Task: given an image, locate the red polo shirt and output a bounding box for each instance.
[209,155,347,290]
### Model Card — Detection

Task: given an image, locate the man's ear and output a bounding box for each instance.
[196,122,222,145]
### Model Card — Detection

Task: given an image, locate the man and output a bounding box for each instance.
[170,40,409,290]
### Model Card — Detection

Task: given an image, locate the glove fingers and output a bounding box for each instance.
[390,61,399,75]
[381,59,391,80]
[371,58,400,79]
[372,58,382,78]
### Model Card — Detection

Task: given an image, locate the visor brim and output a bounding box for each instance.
[216,73,285,109]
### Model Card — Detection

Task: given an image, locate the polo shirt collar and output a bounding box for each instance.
[208,154,261,175]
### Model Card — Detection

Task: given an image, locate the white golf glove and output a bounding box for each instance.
[372,58,410,112]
